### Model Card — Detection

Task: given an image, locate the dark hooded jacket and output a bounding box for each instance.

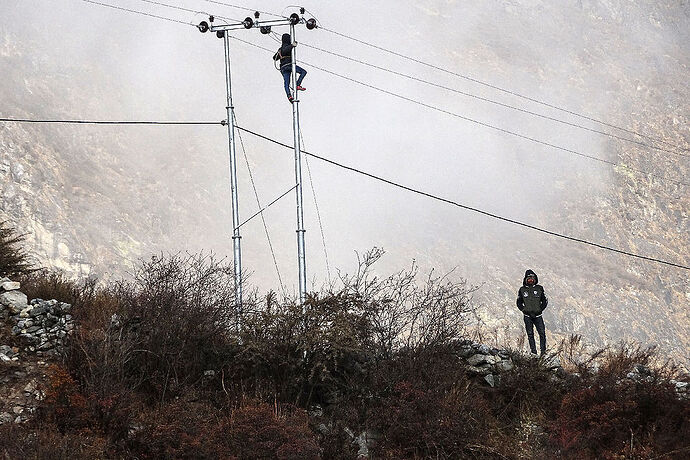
[516,269,548,317]
[273,33,294,68]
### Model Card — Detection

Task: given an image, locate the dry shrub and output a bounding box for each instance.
[371,379,504,459]
[66,253,238,403]
[0,221,34,278]
[236,291,375,407]
[129,399,320,460]
[38,364,137,443]
[234,249,475,408]
[18,270,96,306]
[0,423,107,460]
[554,344,690,459]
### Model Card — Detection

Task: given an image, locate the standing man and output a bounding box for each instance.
[273,33,307,103]
[516,269,548,355]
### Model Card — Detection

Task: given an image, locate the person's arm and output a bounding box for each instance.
[273,51,280,61]
[540,289,548,312]
[516,290,524,311]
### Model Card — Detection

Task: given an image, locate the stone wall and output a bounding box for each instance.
[0,277,74,358]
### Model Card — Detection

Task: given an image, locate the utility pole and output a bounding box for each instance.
[290,22,307,305]
[222,31,243,320]
[198,9,318,310]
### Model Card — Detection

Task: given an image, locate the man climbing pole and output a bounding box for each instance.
[273,33,307,103]
[516,269,548,355]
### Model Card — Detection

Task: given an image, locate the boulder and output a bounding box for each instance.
[0,281,20,291]
[494,359,514,373]
[29,305,48,317]
[484,374,497,387]
[467,353,499,367]
[0,291,28,314]
[466,365,492,376]
[476,344,493,355]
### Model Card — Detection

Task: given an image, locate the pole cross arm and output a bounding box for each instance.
[198,13,316,35]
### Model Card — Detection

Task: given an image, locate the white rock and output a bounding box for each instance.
[0,281,20,291]
[0,291,28,313]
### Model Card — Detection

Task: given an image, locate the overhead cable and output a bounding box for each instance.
[235,126,690,272]
[319,26,687,154]
[300,131,332,284]
[1,113,686,269]
[80,0,196,26]
[300,41,687,158]
[0,117,221,125]
[199,0,284,19]
[229,37,688,187]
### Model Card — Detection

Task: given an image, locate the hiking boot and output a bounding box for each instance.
[296,85,306,91]
[288,95,294,103]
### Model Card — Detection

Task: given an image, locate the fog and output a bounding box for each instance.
[1,0,688,346]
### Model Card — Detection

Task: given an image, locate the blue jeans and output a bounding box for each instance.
[281,65,307,97]
[524,315,546,354]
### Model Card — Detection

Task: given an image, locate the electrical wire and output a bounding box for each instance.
[0,117,220,125]
[135,0,208,16]
[74,2,686,184]
[228,36,688,187]
[300,41,688,158]
[80,0,196,26]
[7,4,688,270]
[233,112,287,298]
[199,0,284,19]
[2,113,687,270]
[299,130,332,284]
[235,125,690,272]
[319,26,688,154]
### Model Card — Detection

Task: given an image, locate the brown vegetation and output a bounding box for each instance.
[0,249,688,459]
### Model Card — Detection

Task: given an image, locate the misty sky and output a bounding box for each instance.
[1,1,688,307]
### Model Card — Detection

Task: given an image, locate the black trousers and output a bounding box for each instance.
[523,315,546,354]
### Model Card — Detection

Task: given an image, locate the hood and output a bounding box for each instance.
[282,33,291,45]
[523,269,538,286]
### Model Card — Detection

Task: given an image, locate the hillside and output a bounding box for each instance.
[0,0,688,365]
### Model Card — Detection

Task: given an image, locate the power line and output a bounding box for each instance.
[1,115,686,269]
[80,0,196,26]
[229,37,688,187]
[134,0,241,22]
[233,112,287,298]
[70,2,688,185]
[300,130,332,284]
[199,0,284,19]
[136,0,206,16]
[319,26,688,154]
[300,41,688,158]
[235,125,690,272]
[0,117,220,125]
